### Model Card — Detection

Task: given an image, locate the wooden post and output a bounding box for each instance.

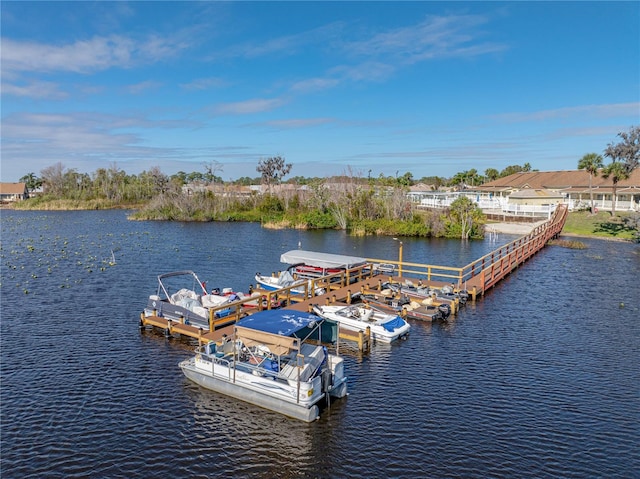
[366,326,371,350]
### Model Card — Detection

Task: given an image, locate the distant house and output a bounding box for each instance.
[0,182,28,203]
[507,189,565,206]
[477,170,640,212]
[408,169,640,217]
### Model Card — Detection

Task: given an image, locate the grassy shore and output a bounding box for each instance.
[6,198,638,242]
[562,211,638,242]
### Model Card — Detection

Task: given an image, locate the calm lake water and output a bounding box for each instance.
[1,210,638,478]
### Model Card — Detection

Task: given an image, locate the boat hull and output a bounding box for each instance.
[180,354,347,423]
[312,305,410,343]
[181,360,322,422]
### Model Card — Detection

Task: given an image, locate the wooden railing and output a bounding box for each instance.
[367,204,568,298]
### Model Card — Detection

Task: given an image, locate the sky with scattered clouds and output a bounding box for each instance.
[1,1,638,182]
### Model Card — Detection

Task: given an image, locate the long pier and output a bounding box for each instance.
[141,204,568,349]
[365,203,568,299]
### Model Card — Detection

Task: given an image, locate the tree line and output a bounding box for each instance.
[15,126,637,239]
[19,158,536,202]
[577,125,639,216]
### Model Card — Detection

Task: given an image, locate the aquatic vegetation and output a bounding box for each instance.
[0,215,125,293]
[547,239,587,249]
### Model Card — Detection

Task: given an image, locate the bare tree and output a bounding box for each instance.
[40,162,66,196]
[204,160,224,184]
[256,156,292,193]
[604,125,639,174]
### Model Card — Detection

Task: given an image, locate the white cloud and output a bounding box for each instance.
[1,80,68,99]
[180,77,227,91]
[290,77,340,93]
[220,22,345,59]
[214,98,286,115]
[343,14,507,64]
[1,34,190,75]
[262,118,334,129]
[126,80,163,95]
[491,103,640,122]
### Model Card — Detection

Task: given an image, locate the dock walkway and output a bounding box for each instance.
[141,205,568,350]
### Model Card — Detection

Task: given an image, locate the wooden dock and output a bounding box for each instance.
[140,204,568,351]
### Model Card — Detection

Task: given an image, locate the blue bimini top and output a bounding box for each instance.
[236,309,338,344]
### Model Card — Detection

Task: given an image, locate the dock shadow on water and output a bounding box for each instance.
[1,210,638,478]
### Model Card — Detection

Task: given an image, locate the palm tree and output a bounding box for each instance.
[601,161,629,216]
[19,172,43,193]
[577,153,603,214]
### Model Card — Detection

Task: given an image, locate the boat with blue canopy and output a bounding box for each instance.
[179,309,348,422]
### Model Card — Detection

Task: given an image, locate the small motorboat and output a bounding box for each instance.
[254,270,325,297]
[279,249,369,281]
[360,290,449,322]
[312,303,410,343]
[143,271,236,330]
[387,280,469,306]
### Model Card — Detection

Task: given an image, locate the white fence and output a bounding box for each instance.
[414,192,639,216]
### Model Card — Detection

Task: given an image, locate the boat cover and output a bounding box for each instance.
[280,250,368,270]
[382,315,407,332]
[237,309,320,336]
[236,309,338,344]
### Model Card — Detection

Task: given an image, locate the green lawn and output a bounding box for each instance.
[562,210,639,241]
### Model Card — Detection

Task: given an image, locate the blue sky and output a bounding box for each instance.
[1,1,639,183]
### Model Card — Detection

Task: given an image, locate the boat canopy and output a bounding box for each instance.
[234,325,300,356]
[236,309,338,346]
[280,249,368,270]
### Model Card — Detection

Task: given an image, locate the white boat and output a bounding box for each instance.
[279,249,369,279]
[254,270,325,296]
[179,309,348,422]
[312,303,410,343]
[143,271,236,330]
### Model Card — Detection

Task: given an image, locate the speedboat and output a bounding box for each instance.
[254,270,325,297]
[143,271,235,330]
[387,280,469,306]
[311,303,410,343]
[179,309,348,422]
[360,291,449,322]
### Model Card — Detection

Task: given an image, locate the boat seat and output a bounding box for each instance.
[279,362,300,381]
[299,344,325,382]
[202,294,229,308]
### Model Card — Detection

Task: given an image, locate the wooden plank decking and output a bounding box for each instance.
[140,205,568,351]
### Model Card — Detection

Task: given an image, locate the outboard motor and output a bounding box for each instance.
[438,303,451,319]
[398,295,411,307]
[458,290,469,304]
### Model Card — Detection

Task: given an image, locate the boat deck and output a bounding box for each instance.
[140,313,236,342]
[283,275,462,315]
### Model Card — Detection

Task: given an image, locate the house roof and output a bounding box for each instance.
[477,169,640,193]
[509,188,564,199]
[0,182,27,194]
